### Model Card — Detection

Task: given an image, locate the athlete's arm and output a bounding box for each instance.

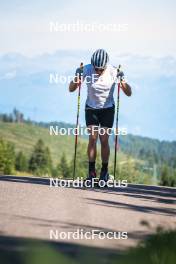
[69,63,84,92]
[69,76,80,92]
[121,82,132,96]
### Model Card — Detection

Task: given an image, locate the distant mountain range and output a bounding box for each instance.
[31,120,176,168]
[0,51,176,140]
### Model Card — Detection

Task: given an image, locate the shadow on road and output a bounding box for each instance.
[0,230,176,264]
[0,175,175,217]
[1,176,176,263]
[0,175,49,186]
[0,234,119,264]
[86,197,176,216]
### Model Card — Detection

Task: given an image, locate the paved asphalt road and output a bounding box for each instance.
[0,176,176,252]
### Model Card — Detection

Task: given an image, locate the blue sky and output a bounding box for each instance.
[0,51,176,141]
[0,1,176,141]
[0,0,176,56]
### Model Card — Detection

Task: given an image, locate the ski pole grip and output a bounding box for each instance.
[117,64,121,72]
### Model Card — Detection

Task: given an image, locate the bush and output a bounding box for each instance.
[0,138,15,175]
[159,165,176,187]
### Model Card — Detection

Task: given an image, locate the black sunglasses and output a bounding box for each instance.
[94,67,105,72]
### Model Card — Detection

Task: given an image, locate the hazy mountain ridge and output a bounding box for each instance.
[0,51,176,140]
[32,120,176,168]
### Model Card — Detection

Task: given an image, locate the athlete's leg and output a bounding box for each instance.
[98,106,115,177]
[87,125,99,163]
[99,129,110,163]
[99,129,110,181]
[85,107,99,175]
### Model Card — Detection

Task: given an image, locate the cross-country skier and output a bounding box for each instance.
[69,49,132,182]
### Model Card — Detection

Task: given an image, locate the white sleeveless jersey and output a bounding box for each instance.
[83,64,117,109]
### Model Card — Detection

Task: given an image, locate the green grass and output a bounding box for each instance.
[0,229,175,264]
[0,121,83,165]
[0,121,126,165]
[116,229,176,264]
[0,121,146,174]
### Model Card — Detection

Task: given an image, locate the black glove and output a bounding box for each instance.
[117,70,124,81]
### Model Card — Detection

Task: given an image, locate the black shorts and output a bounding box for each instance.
[85,105,115,128]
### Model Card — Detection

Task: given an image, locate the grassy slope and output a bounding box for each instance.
[0,121,128,166]
[0,122,80,165]
[0,121,153,185]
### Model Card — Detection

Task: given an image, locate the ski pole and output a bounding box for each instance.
[113,65,121,179]
[73,63,83,180]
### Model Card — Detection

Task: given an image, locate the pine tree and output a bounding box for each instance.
[57,153,70,179]
[44,147,52,174]
[159,164,176,187]
[15,151,28,172]
[29,139,52,176]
